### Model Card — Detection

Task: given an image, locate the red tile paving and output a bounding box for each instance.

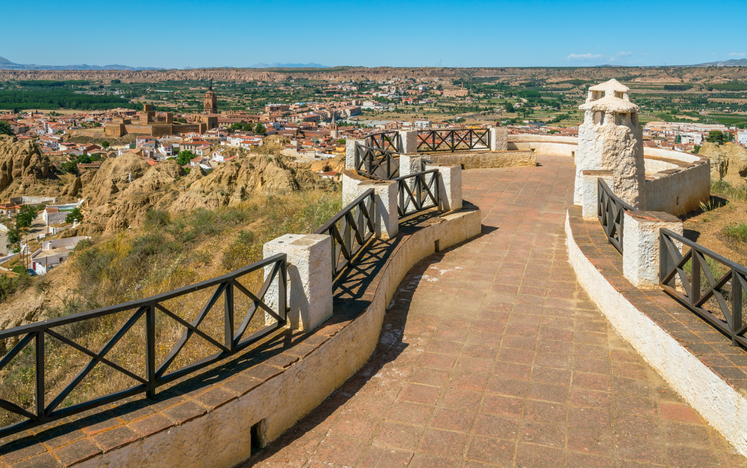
[247,155,746,467]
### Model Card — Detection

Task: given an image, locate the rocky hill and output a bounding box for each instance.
[0,137,337,234]
[699,142,747,186]
[75,152,336,234]
[0,135,70,197]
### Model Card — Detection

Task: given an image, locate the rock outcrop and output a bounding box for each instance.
[76,154,336,234]
[699,142,747,186]
[0,135,54,193]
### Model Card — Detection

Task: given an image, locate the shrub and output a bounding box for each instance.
[144,209,170,229]
[221,230,258,271]
[724,224,747,244]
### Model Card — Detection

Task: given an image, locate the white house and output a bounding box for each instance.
[30,236,89,275]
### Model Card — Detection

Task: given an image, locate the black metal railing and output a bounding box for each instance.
[416,128,489,153]
[0,254,287,438]
[395,170,441,217]
[660,229,747,348]
[314,188,376,278]
[597,178,635,253]
[365,131,401,153]
[355,144,399,180]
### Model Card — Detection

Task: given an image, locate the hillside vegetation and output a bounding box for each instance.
[0,189,341,428]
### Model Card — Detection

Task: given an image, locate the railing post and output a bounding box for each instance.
[733,271,743,346]
[146,303,156,399]
[278,258,287,324]
[623,211,683,288]
[35,331,44,419]
[224,280,235,352]
[659,233,668,286]
[691,249,701,306]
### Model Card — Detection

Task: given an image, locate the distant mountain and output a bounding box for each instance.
[0,55,329,70]
[0,55,162,71]
[692,58,747,67]
[248,62,329,69]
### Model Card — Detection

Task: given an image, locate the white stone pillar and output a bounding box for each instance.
[399,154,424,177]
[345,138,365,170]
[263,234,333,331]
[489,127,508,151]
[622,211,683,289]
[341,170,398,239]
[426,163,462,212]
[398,130,418,154]
[580,170,614,220]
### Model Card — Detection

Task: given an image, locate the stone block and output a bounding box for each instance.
[341,170,398,239]
[489,127,508,151]
[263,234,333,331]
[345,139,365,170]
[398,130,418,154]
[622,211,683,289]
[399,154,424,177]
[426,163,462,212]
[580,170,614,219]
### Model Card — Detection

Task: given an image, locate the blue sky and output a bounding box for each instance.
[2,0,745,68]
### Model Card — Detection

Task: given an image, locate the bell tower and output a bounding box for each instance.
[203,82,217,114]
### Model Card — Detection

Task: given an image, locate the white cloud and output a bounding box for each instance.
[566,51,632,63]
[728,52,745,57]
[609,51,632,62]
[566,53,605,61]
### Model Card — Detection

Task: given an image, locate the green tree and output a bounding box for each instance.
[61,161,79,175]
[6,226,21,251]
[706,130,725,145]
[16,205,37,229]
[76,154,92,164]
[693,145,701,154]
[101,141,110,148]
[505,102,515,113]
[176,150,196,166]
[0,121,13,136]
[65,207,84,224]
[254,123,266,135]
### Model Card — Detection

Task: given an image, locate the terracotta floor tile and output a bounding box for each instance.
[253,157,747,468]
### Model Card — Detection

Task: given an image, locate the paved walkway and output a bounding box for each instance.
[249,155,746,467]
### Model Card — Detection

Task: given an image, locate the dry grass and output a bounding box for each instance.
[0,190,341,428]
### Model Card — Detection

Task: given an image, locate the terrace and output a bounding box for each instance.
[0,119,746,467]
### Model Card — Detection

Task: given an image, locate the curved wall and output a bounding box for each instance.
[508,135,710,216]
[75,208,481,468]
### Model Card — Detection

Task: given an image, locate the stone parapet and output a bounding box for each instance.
[263,234,333,330]
[345,139,365,170]
[398,130,418,154]
[425,163,462,212]
[622,211,682,289]
[424,151,535,170]
[341,170,398,240]
[489,127,508,151]
[580,170,614,219]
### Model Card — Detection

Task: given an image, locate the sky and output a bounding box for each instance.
[2,0,745,69]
